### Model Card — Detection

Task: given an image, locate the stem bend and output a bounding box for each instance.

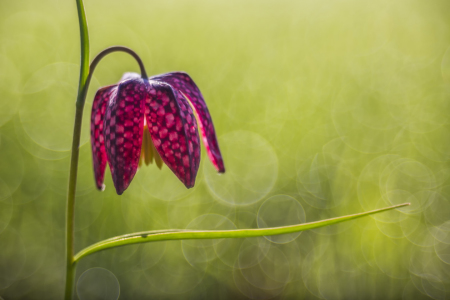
[79,46,148,108]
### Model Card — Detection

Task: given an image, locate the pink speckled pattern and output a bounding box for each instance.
[90,85,117,190]
[151,72,225,173]
[104,79,146,195]
[145,82,200,188]
[90,72,224,195]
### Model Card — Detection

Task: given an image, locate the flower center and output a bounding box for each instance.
[139,118,164,169]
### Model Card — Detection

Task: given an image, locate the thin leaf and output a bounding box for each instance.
[74,203,409,262]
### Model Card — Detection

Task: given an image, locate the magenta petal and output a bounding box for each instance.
[103,79,146,195]
[145,81,201,188]
[91,85,117,190]
[150,72,225,173]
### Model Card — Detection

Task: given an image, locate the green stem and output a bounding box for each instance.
[74,203,409,262]
[64,105,83,300]
[64,0,89,299]
[75,0,90,109]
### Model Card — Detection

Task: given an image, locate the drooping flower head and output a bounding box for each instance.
[91,72,225,195]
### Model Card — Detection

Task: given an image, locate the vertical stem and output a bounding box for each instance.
[75,0,90,108]
[64,106,83,300]
[65,0,90,299]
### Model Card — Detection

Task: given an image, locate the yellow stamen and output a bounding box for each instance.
[140,120,164,169]
[153,141,163,169]
[142,125,153,166]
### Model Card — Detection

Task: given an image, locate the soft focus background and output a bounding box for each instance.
[1,0,450,299]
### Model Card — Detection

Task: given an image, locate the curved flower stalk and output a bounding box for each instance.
[91,71,225,195]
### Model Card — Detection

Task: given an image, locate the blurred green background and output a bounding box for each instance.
[1,0,450,299]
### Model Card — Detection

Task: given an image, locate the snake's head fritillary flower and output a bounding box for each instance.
[90,72,225,195]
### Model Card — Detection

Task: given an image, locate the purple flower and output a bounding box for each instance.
[90,72,225,195]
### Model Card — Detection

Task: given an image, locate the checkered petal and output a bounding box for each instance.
[90,85,117,190]
[103,79,146,195]
[145,81,201,188]
[150,72,225,173]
